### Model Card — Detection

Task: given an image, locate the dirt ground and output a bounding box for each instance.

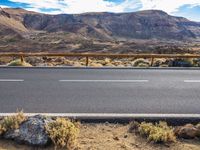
[0,123,200,150]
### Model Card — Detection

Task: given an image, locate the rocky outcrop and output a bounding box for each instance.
[4,115,53,146]
[174,124,200,139]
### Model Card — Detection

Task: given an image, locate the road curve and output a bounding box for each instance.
[0,67,200,114]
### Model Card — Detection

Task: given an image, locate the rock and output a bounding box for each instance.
[195,124,200,137]
[4,115,53,146]
[113,136,120,141]
[174,124,198,139]
[26,57,43,66]
[169,59,193,67]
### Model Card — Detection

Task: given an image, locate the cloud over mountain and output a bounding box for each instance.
[0,0,198,21]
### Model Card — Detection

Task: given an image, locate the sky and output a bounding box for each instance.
[0,0,200,22]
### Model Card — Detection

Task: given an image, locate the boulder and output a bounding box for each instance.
[174,124,198,139]
[4,115,53,146]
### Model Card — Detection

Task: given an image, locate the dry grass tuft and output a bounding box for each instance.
[45,118,79,149]
[138,121,176,144]
[0,111,26,135]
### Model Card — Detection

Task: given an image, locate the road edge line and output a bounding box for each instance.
[0,113,200,118]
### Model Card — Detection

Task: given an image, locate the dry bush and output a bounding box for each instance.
[138,121,176,143]
[137,63,149,67]
[0,111,26,135]
[45,118,79,149]
[132,58,150,67]
[192,58,200,67]
[7,59,32,67]
[153,58,168,67]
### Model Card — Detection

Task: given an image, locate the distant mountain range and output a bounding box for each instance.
[0,7,200,53]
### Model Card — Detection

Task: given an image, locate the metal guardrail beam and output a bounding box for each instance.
[1,53,200,58]
[1,52,200,66]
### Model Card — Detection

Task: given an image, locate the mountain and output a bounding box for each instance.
[0,8,200,53]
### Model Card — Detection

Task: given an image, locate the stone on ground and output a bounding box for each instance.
[4,115,53,146]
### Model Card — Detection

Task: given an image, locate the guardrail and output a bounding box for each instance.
[1,53,200,66]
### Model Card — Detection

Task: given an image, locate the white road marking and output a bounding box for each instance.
[184,80,200,83]
[0,79,24,82]
[0,113,199,118]
[59,80,149,83]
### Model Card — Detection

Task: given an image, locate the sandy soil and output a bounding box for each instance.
[0,123,200,150]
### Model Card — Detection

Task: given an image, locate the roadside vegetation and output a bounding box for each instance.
[130,121,176,144]
[1,113,200,149]
[132,58,150,67]
[7,59,32,67]
[45,118,79,149]
[3,56,200,67]
[0,111,26,135]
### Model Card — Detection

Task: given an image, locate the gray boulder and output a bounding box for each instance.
[174,124,198,139]
[4,115,53,146]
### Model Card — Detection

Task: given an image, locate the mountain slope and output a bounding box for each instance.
[76,10,200,40]
[0,8,200,52]
[19,9,200,40]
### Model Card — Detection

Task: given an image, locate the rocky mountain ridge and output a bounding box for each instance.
[0,8,200,53]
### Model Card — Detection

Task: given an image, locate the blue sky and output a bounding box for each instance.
[0,0,200,21]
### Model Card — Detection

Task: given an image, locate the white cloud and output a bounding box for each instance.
[9,0,65,10]
[140,0,200,13]
[0,5,9,8]
[6,0,200,15]
[9,0,141,14]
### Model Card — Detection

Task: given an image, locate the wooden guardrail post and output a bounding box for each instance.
[20,55,24,63]
[86,56,89,66]
[150,57,154,66]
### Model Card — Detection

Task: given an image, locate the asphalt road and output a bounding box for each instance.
[0,67,200,114]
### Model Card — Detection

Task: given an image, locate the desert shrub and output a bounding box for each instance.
[7,59,32,67]
[46,118,79,149]
[138,121,176,143]
[0,111,26,135]
[170,58,195,67]
[182,58,196,66]
[137,63,149,68]
[153,58,168,67]
[192,58,200,67]
[132,58,150,67]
